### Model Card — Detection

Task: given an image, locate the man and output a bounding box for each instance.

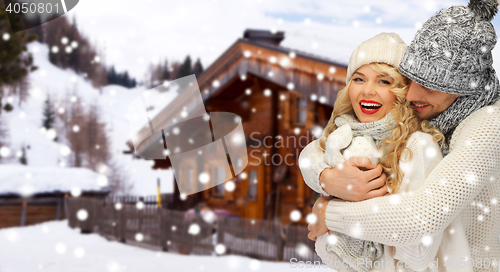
[302,0,500,271]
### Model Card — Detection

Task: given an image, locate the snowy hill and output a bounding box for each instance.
[0,221,318,272]
[0,42,177,196]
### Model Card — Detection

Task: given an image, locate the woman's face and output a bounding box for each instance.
[349,64,397,123]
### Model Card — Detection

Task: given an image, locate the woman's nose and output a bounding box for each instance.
[361,82,377,96]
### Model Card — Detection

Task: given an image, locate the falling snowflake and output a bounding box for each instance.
[0,146,11,157]
[55,243,66,254]
[240,172,247,179]
[376,17,383,24]
[295,243,310,258]
[351,223,363,238]
[225,181,235,192]
[299,157,311,169]
[306,213,317,224]
[311,94,318,101]
[72,125,80,133]
[245,89,252,95]
[199,172,210,184]
[60,145,71,157]
[136,201,145,210]
[287,82,294,90]
[188,223,201,235]
[71,187,82,197]
[389,194,401,205]
[77,209,88,221]
[215,244,226,255]
[264,89,271,96]
[269,56,277,63]
[421,235,433,246]
[51,46,59,53]
[317,73,324,81]
[289,51,296,59]
[311,126,323,139]
[243,51,251,58]
[115,203,122,210]
[319,96,327,104]
[96,175,108,187]
[135,233,144,242]
[327,233,338,245]
[290,210,301,222]
[425,147,438,158]
[2,33,10,41]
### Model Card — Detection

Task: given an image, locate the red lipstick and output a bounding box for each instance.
[359,100,382,115]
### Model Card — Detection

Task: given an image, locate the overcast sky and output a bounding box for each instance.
[66,0,500,81]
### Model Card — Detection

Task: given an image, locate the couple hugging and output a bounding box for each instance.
[299,1,500,271]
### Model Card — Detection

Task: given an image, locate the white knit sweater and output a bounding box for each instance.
[299,101,500,272]
[303,130,449,271]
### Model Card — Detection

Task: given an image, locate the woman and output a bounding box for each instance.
[298,33,450,271]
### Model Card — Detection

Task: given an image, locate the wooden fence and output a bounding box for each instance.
[67,197,320,263]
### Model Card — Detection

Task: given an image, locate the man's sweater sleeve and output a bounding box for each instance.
[324,106,500,247]
[299,139,331,197]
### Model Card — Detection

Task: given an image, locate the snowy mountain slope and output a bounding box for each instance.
[0,42,177,196]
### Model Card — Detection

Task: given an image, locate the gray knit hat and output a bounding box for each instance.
[399,0,499,95]
[346,32,407,84]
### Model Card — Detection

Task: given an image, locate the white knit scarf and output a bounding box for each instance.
[334,111,397,146]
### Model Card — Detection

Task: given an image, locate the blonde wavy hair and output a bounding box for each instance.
[319,63,444,194]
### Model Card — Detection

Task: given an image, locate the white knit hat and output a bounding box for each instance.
[346,32,407,84]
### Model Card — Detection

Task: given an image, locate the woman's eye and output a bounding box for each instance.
[381,80,391,85]
[353,77,363,82]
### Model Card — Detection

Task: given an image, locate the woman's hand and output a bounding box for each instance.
[307,195,334,241]
[320,157,388,201]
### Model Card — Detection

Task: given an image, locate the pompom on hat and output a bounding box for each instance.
[346,32,407,85]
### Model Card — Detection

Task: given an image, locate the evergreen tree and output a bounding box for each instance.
[192,58,204,78]
[178,55,192,78]
[162,60,170,80]
[0,1,37,115]
[42,95,55,129]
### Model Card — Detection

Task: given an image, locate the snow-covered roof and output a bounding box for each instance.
[0,165,110,197]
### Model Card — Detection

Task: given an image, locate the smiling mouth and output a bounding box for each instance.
[411,102,430,112]
[359,101,382,114]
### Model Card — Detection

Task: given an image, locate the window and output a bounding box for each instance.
[248,170,257,200]
[296,96,307,124]
[180,166,194,192]
[214,167,225,196]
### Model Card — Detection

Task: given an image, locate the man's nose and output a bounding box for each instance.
[406,81,420,102]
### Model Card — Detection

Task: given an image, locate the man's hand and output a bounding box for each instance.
[307,195,332,241]
[320,157,388,202]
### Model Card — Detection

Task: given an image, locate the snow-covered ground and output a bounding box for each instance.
[0,41,178,196]
[0,221,328,272]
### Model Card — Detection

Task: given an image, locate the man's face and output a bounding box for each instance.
[406,81,462,120]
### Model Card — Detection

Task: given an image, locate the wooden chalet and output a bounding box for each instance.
[133,29,347,225]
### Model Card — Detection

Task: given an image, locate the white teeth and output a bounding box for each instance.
[414,104,427,107]
[360,102,381,107]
